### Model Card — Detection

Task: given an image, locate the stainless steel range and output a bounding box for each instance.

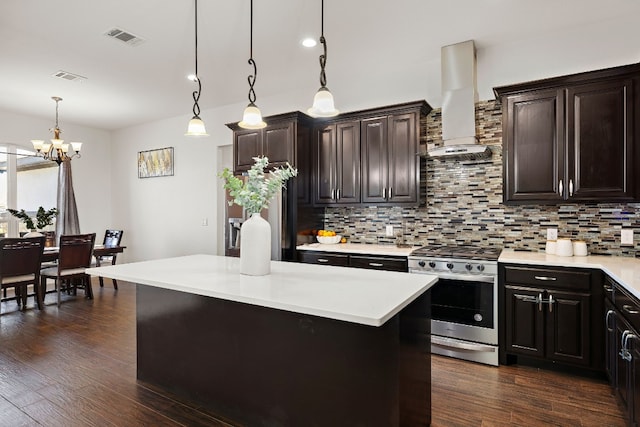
[408,244,501,366]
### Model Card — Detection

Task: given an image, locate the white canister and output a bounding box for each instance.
[545,240,557,255]
[556,238,574,257]
[573,240,588,256]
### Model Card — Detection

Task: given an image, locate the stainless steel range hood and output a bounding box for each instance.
[428,40,490,160]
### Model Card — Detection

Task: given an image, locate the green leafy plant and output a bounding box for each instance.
[7,206,58,230]
[219,156,298,215]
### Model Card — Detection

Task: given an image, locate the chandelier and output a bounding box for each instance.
[31,96,82,165]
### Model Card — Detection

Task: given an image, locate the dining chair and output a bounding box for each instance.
[95,229,123,289]
[40,233,96,307]
[0,236,46,315]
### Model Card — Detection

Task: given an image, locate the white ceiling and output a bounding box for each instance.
[1,0,640,131]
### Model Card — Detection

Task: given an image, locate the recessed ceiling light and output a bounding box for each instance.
[302,38,317,48]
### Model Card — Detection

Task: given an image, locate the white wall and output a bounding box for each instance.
[0,108,112,240]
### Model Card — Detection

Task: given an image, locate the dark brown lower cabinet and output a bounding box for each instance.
[499,264,602,371]
[605,275,640,426]
[298,250,408,272]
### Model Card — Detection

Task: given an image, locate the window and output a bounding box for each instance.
[0,145,57,237]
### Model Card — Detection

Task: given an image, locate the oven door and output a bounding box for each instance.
[429,273,498,346]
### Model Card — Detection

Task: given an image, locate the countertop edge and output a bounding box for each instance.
[499,249,640,300]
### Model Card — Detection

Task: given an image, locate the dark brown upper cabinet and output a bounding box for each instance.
[313,120,361,205]
[495,63,640,204]
[312,100,431,207]
[227,112,314,205]
[361,112,419,204]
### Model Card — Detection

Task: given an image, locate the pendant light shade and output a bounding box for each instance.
[239,102,266,129]
[239,0,266,129]
[185,0,209,136]
[307,0,339,118]
[186,116,208,136]
[309,86,338,118]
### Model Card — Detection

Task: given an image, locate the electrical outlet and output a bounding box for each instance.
[621,229,634,245]
[546,228,558,241]
[201,218,208,226]
[385,225,394,237]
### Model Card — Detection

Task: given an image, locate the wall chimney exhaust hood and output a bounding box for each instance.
[428,40,490,160]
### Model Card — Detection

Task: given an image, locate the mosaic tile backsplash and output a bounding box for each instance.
[324,100,640,257]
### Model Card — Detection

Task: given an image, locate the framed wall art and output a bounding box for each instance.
[138,147,174,178]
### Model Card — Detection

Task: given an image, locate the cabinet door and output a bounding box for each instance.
[604,299,617,385]
[387,113,418,203]
[632,336,640,427]
[504,285,545,358]
[234,130,262,172]
[361,117,388,203]
[616,317,632,416]
[503,89,565,202]
[263,122,294,167]
[313,125,337,205]
[335,121,360,204]
[545,290,591,366]
[567,79,634,201]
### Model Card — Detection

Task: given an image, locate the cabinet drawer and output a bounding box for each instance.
[297,251,349,267]
[349,255,408,272]
[503,266,592,291]
[614,286,640,332]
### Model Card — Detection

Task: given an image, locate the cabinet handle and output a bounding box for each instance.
[623,305,640,315]
[548,294,554,313]
[606,310,615,332]
[382,188,387,199]
[534,276,557,281]
[317,258,329,263]
[538,292,543,312]
[559,179,563,196]
[331,189,335,200]
[368,262,384,267]
[388,187,392,199]
[621,331,636,362]
[604,283,614,293]
[336,188,340,200]
[569,179,574,197]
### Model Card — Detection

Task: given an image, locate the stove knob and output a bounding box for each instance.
[418,261,426,267]
[446,262,454,270]
[428,261,436,268]
[477,264,485,272]
[465,263,473,271]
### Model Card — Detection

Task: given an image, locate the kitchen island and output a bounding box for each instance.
[88,254,437,427]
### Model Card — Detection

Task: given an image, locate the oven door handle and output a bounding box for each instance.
[431,335,497,353]
[428,272,496,283]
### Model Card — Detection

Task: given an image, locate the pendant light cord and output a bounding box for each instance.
[247,0,258,104]
[318,0,328,88]
[191,0,202,118]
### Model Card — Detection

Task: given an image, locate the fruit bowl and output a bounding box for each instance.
[317,235,341,244]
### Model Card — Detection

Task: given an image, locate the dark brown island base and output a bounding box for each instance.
[89,255,438,427]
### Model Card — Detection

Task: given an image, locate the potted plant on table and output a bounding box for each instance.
[219,156,297,276]
[7,206,58,239]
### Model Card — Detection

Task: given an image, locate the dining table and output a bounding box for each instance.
[41,244,126,264]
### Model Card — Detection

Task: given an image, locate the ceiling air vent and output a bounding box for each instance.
[104,27,145,46]
[52,70,87,83]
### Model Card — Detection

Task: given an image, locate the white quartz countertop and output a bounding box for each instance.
[87,254,437,327]
[296,243,417,257]
[499,249,640,299]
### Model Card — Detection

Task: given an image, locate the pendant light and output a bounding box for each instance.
[239,0,266,129]
[185,0,208,136]
[307,0,339,117]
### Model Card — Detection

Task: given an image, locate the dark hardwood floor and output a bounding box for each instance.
[0,280,627,426]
